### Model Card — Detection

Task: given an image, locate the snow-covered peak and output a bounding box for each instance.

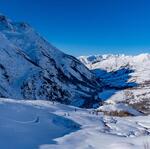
[0,14,13,31]
[79,53,150,66]
[79,53,150,73]
[79,54,127,67]
[132,53,150,63]
[0,14,101,108]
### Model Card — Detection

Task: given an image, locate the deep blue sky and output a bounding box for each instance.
[0,0,150,56]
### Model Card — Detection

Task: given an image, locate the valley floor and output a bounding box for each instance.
[0,98,150,149]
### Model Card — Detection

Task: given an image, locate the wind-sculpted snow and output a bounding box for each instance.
[79,54,150,114]
[0,14,100,107]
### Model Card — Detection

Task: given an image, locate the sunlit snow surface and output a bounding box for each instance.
[0,98,149,149]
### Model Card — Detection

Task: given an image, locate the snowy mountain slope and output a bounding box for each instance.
[0,14,101,107]
[79,54,150,114]
[0,98,149,149]
[0,98,80,149]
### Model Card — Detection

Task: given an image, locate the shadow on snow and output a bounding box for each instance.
[92,67,138,101]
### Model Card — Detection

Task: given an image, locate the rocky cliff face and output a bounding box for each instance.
[0,14,101,107]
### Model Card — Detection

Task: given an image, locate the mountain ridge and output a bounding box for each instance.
[79,53,150,114]
[0,14,101,108]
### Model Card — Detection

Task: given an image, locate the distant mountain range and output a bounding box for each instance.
[79,54,150,115]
